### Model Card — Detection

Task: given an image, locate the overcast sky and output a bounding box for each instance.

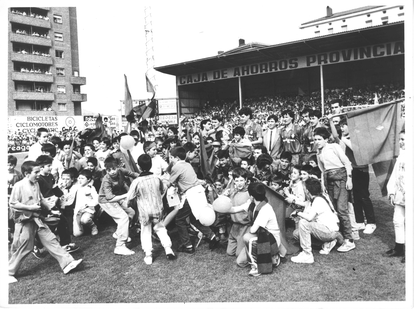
[2,0,409,115]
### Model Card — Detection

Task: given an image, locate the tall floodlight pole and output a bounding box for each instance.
[144,6,158,97]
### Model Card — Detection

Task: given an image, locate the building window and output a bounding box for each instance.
[315,31,320,36]
[400,6,403,9]
[54,32,63,41]
[53,15,62,24]
[57,68,65,76]
[367,14,370,17]
[55,50,64,58]
[73,70,79,77]
[341,25,347,31]
[57,85,66,94]
[366,20,372,27]
[328,28,333,34]
[382,21,388,25]
[383,10,386,14]
[398,13,404,17]
[58,103,67,111]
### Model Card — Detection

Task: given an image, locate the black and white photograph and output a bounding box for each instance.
[2,0,413,307]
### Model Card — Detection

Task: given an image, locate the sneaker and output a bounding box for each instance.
[112,232,132,243]
[319,239,337,255]
[63,259,83,274]
[209,235,220,250]
[355,223,366,230]
[352,230,360,241]
[248,266,261,277]
[165,247,177,260]
[32,246,47,259]
[62,243,79,253]
[272,254,281,267]
[114,245,135,256]
[144,255,153,265]
[363,224,377,234]
[291,251,314,264]
[8,276,17,284]
[337,239,356,252]
[91,225,98,236]
[178,245,195,254]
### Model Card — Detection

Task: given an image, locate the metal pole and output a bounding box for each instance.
[238,76,243,109]
[320,65,325,115]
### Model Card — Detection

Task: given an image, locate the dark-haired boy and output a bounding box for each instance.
[229,182,281,276]
[225,167,251,258]
[8,155,23,243]
[8,161,82,283]
[98,157,139,255]
[229,126,253,167]
[166,146,219,253]
[280,110,303,165]
[291,178,342,264]
[126,154,176,264]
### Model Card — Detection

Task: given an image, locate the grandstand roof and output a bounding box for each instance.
[301,6,383,26]
[155,22,403,77]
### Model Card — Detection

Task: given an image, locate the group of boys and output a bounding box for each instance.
[8,99,402,282]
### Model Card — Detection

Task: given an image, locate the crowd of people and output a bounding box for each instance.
[7,83,406,282]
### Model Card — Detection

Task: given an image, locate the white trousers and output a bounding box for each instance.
[393,205,405,244]
[140,221,172,256]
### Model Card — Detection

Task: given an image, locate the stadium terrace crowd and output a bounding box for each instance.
[7,82,406,282]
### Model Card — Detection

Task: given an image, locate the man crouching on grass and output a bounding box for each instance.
[290,177,343,264]
[8,161,82,283]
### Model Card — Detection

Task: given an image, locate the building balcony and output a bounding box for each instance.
[13,91,54,101]
[11,53,53,65]
[70,76,86,85]
[9,13,51,28]
[12,72,54,83]
[72,93,87,102]
[10,33,52,47]
[14,110,57,116]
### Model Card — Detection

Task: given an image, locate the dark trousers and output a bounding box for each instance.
[175,201,215,248]
[352,168,376,224]
[56,207,74,246]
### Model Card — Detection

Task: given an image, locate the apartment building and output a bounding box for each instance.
[8,7,87,117]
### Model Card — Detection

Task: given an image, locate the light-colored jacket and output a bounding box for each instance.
[387,149,405,206]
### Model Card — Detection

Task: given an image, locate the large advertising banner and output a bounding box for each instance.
[7,115,119,152]
[177,41,404,86]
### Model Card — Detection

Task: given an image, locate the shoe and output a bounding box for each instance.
[32,246,47,259]
[112,232,131,243]
[291,251,314,264]
[272,254,281,267]
[352,230,360,241]
[114,245,135,256]
[165,247,177,260]
[384,248,404,257]
[91,225,98,236]
[8,276,17,284]
[63,259,83,274]
[337,239,356,252]
[62,243,80,253]
[178,245,195,254]
[248,266,261,277]
[209,235,220,250]
[320,239,337,255]
[363,224,377,234]
[144,255,153,265]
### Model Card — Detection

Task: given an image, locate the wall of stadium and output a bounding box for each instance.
[176,41,404,115]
